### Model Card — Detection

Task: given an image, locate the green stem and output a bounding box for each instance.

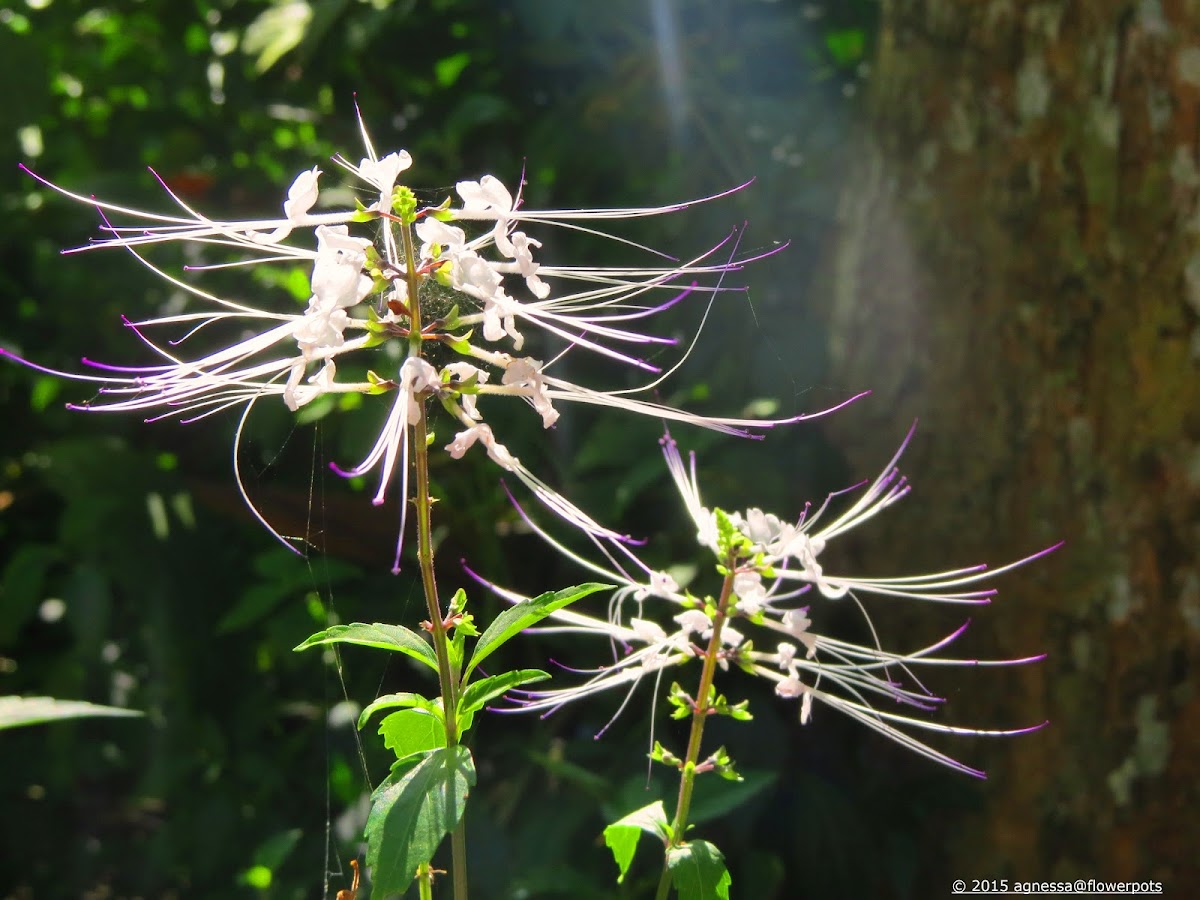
[401,219,469,900]
[417,863,434,900]
[655,566,737,900]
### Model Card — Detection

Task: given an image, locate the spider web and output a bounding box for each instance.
[297,424,375,899]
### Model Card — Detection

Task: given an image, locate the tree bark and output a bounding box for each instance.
[819,0,1200,888]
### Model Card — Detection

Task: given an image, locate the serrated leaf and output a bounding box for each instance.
[358,692,437,730]
[465,584,609,678]
[456,669,548,731]
[293,623,438,672]
[667,840,731,900]
[379,709,445,761]
[366,746,475,897]
[0,696,143,730]
[603,800,669,884]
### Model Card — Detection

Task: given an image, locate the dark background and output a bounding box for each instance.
[1,1,1194,897]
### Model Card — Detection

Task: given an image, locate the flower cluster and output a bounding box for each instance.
[9,115,1051,782]
[8,119,859,571]
[470,426,1057,777]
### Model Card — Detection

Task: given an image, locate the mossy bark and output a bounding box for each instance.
[818,0,1200,887]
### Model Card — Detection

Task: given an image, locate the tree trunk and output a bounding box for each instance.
[819,0,1200,888]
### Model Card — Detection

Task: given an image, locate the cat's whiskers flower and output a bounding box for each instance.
[10,115,861,572]
[470,428,1054,776]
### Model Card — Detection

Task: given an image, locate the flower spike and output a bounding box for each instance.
[10,120,819,567]
[471,427,1055,776]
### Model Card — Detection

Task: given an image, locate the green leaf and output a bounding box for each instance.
[824,28,866,67]
[242,1,313,74]
[238,828,303,890]
[366,746,476,897]
[434,51,472,88]
[649,740,682,769]
[379,709,445,761]
[689,769,777,825]
[526,750,609,796]
[446,592,475,677]
[358,692,438,730]
[456,669,548,733]
[603,800,669,884]
[293,623,438,672]
[667,840,731,900]
[0,696,143,730]
[465,583,610,678]
[29,376,61,412]
[447,587,469,616]
[219,550,358,634]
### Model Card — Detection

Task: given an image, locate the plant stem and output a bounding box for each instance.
[402,219,469,900]
[417,864,434,900]
[654,566,737,900]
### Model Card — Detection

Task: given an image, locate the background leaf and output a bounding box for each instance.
[0,696,143,730]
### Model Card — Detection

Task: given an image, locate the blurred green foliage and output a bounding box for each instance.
[0,2,979,898]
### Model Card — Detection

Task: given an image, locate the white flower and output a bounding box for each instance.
[284,358,336,412]
[631,618,668,643]
[469,428,1056,777]
[779,609,818,658]
[445,422,517,470]
[284,166,321,221]
[508,231,550,298]
[648,570,680,597]
[455,174,516,255]
[442,362,488,420]
[774,676,806,700]
[356,151,412,196]
[500,357,558,428]
[674,609,711,637]
[309,225,374,310]
[743,507,784,547]
[12,112,868,582]
[732,570,767,614]
[415,217,467,259]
